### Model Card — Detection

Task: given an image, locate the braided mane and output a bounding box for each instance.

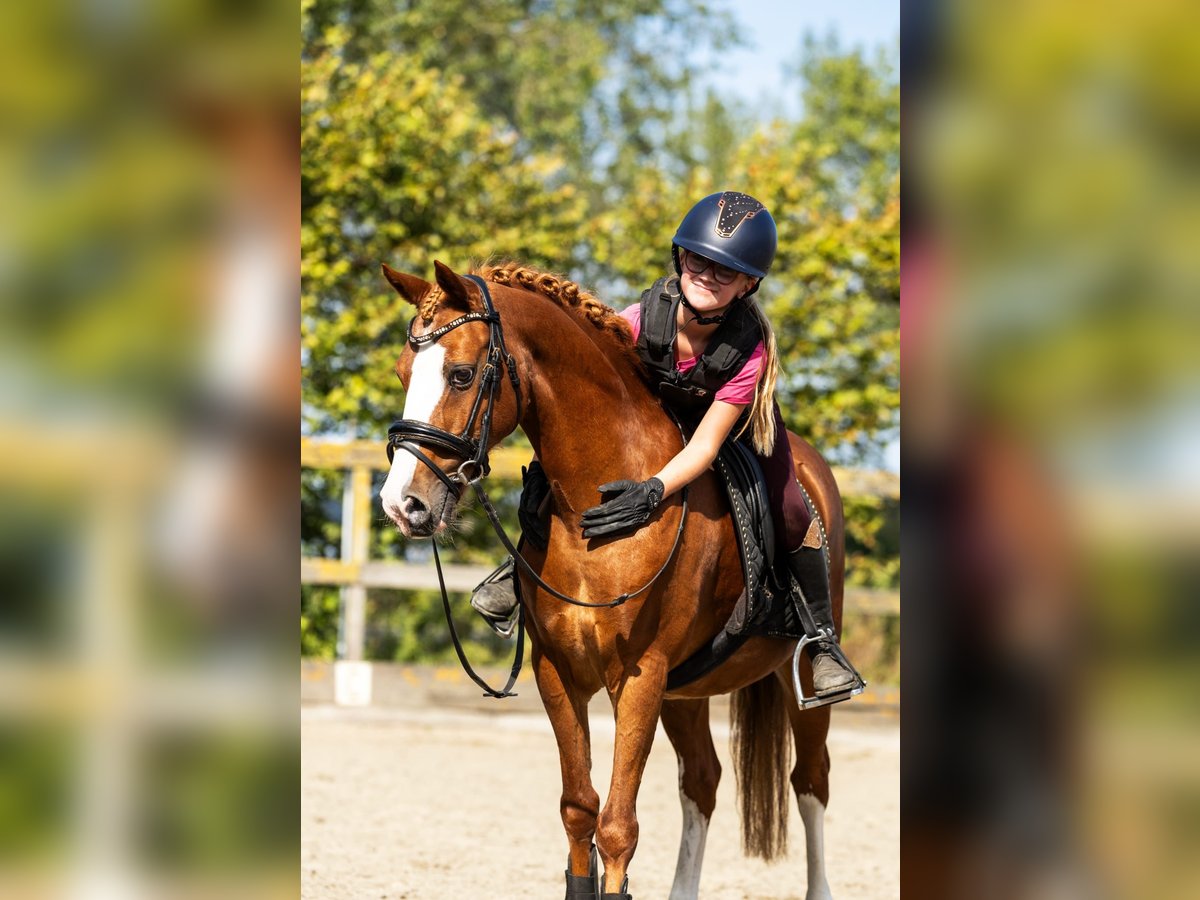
[419,261,639,370]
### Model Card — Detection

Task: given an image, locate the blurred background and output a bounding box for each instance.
[0,1,295,897]
[903,0,1200,897]
[8,0,1197,896]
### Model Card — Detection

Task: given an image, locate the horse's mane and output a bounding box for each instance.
[418,261,641,372]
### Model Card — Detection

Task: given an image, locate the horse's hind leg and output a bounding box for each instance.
[533,649,602,887]
[660,698,720,900]
[777,666,834,900]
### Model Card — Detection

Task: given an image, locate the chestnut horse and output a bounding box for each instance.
[379,260,844,900]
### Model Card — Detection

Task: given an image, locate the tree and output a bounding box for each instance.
[301,26,584,434]
[789,32,901,214]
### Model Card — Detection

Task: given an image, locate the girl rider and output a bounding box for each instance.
[475,191,859,700]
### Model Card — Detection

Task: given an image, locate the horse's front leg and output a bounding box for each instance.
[660,698,720,900]
[533,648,602,891]
[596,657,668,898]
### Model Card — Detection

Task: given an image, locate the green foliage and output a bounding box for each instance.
[789,33,901,212]
[749,40,900,465]
[842,609,900,687]
[302,26,585,434]
[0,725,73,860]
[844,495,901,589]
[300,2,747,434]
[366,586,516,666]
[300,585,340,660]
[762,162,900,464]
[300,473,526,664]
[140,733,296,870]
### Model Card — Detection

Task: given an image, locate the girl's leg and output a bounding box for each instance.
[756,403,858,697]
[757,402,813,553]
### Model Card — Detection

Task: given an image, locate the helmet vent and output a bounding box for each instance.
[714,191,765,238]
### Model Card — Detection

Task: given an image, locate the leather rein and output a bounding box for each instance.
[386,275,689,697]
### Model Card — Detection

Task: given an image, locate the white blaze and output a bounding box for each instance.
[380,343,446,516]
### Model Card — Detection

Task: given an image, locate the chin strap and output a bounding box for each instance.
[680,293,730,326]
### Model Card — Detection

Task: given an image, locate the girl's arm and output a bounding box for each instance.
[578,400,746,539]
[653,400,746,496]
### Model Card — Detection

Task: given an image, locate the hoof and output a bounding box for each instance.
[564,844,599,900]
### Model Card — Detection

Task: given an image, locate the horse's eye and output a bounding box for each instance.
[448,366,476,389]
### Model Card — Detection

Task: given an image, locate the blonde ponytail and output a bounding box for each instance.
[733,299,779,456]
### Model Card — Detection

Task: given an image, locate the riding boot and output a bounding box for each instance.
[469,557,519,638]
[470,461,551,637]
[787,542,859,697]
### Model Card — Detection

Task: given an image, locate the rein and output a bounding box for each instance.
[471,479,689,610]
[386,274,689,697]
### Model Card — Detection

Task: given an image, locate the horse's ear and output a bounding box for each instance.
[432,260,479,314]
[381,264,432,308]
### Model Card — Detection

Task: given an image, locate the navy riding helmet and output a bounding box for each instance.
[672,191,777,294]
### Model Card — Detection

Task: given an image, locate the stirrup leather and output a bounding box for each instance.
[791,628,866,710]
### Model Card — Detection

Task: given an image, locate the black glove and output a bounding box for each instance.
[580,477,665,538]
[518,460,551,550]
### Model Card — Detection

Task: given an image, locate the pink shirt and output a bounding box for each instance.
[620,304,764,406]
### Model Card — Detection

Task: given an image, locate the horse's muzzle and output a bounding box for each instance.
[386,487,454,538]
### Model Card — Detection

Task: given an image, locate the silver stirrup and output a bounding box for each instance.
[791,628,867,710]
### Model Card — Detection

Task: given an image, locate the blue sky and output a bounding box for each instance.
[705,1,900,116]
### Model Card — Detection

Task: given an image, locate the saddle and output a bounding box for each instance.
[665,440,820,691]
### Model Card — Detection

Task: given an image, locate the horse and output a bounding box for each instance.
[378,259,845,900]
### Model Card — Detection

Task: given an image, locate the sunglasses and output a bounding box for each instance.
[681,250,741,285]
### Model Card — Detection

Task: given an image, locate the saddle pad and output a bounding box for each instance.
[715,439,780,633]
[665,440,823,691]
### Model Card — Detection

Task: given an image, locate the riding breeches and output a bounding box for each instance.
[753,402,813,554]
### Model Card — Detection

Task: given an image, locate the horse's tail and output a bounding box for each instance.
[730,674,792,860]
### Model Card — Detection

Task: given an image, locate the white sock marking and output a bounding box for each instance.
[669,761,709,900]
[798,792,833,900]
[380,343,446,515]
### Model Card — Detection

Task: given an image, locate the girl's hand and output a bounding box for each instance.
[580,477,665,538]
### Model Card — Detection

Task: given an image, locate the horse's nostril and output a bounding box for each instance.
[402,494,428,519]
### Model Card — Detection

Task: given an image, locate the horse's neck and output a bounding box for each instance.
[511,304,677,513]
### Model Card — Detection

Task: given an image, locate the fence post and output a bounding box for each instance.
[337,465,372,662]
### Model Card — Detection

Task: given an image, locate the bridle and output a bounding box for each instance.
[384,274,689,698]
[386,274,522,491]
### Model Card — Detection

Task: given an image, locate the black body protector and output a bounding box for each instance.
[635,275,762,427]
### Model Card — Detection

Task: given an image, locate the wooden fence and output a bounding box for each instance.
[1,421,285,895]
[301,438,900,680]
